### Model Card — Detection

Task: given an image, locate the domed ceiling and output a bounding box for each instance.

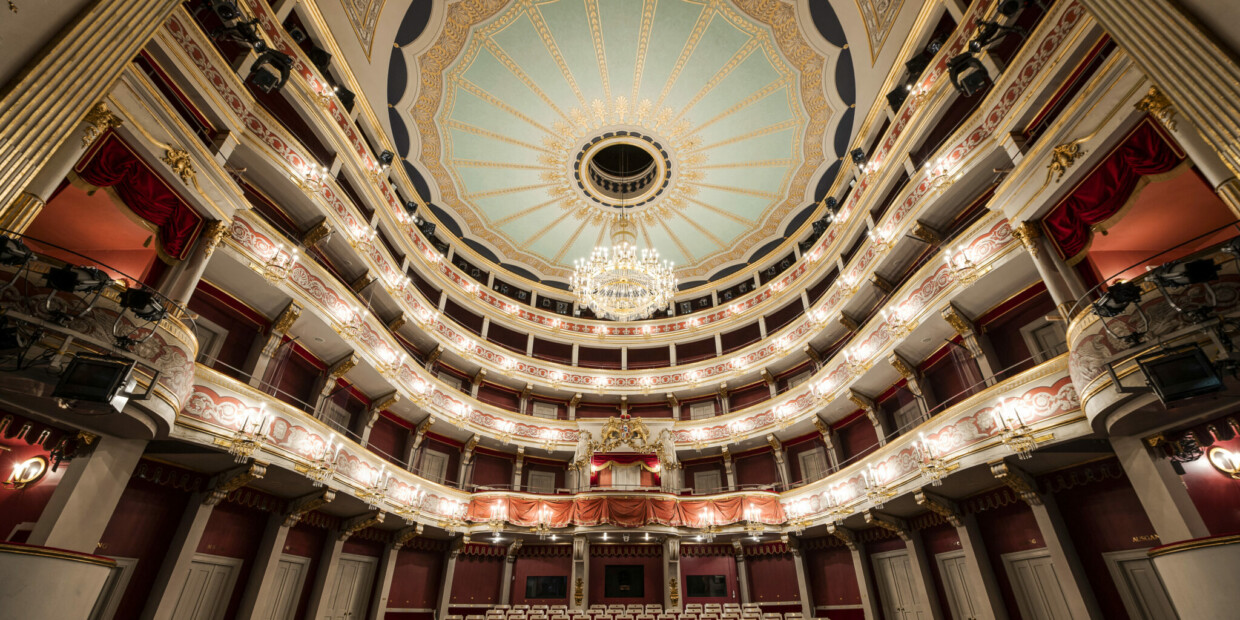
[396,0,854,287]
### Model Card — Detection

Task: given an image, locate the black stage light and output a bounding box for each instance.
[1093,281,1142,317]
[1152,259,1220,287]
[887,86,909,111]
[0,236,32,266]
[379,150,396,167]
[119,288,168,322]
[948,54,991,97]
[250,50,293,93]
[52,353,136,405]
[850,148,867,166]
[45,266,111,293]
[1138,346,1225,404]
[970,20,1027,53]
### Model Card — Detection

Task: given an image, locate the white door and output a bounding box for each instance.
[323,554,377,620]
[937,551,983,620]
[694,470,722,494]
[872,550,927,620]
[797,448,828,483]
[892,399,925,433]
[420,449,449,484]
[260,555,311,620]
[171,554,242,620]
[1002,549,1073,620]
[528,470,556,494]
[1102,549,1178,620]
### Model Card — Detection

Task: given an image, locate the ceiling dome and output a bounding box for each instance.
[408,0,842,285]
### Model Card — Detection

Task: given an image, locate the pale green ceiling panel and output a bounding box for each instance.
[659,15,755,115]
[634,0,710,105]
[534,0,607,105]
[597,0,643,102]
[445,126,541,165]
[457,48,563,129]
[491,14,582,115]
[696,126,798,166]
[446,87,546,148]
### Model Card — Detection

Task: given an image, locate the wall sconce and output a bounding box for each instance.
[1092,281,1148,346]
[3,455,48,490]
[915,432,957,485]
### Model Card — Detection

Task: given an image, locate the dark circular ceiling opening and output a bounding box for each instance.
[592,143,654,178]
[580,136,666,205]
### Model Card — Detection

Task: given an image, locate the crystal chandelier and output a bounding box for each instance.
[572,215,676,322]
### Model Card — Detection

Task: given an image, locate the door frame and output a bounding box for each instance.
[90,556,139,620]
[934,550,976,620]
[872,548,918,620]
[1000,548,1069,620]
[181,553,244,620]
[1102,548,1178,620]
[265,554,312,620]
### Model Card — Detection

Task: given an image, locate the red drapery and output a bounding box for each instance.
[590,453,661,486]
[465,494,786,529]
[1043,119,1185,261]
[73,132,204,259]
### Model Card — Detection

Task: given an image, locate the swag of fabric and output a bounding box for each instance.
[590,452,661,486]
[465,494,785,529]
[73,131,204,260]
[1042,119,1185,262]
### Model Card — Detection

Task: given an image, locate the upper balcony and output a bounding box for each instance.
[0,233,198,439]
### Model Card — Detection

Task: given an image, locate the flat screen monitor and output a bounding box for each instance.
[525,576,567,599]
[604,565,644,598]
[686,574,728,598]
[1138,347,1224,403]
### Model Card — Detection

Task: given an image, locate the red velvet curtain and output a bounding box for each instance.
[74,132,204,259]
[590,452,661,486]
[1043,120,1184,261]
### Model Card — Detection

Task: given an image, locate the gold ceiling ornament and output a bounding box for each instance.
[1134,85,1177,132]
[82,102,123,148]
[572,214,676,321]
[162,148,196,185]
[201,219,231,258]
[1046,140,1085,182]
[591,414,653,454]
[1011,221,1043,259]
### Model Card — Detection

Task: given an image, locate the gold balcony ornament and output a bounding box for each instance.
[743,506,766,539]
[881,305,916,339]
[357,464,392,510]
[224,404,269,463]
[293,163,330,194]
[774,403,795,429]
[549,370,563,389]
[338,306,367,340]
[450,402,469,429]
[539,428,556,452]
[727,420,746,442]
[351,225,377,251]
[995,398,1050,460]
[388,275,412,296]
[316,83,340,107]
[687,370,702,387]
[839,274,860,298]
[689,428,707,451]
[531,505,557,541]
[261,243,297,283]
[500,356,516,377]
[867,228,894,254]
[862,463,896,509]
[944,243,983,285]
[303,434,341,487]
[640,376,653,395]
[843,346,872,377]
[914,432,957,486]
[497,420,516,445]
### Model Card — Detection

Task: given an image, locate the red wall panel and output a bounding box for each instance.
[839,418,879,462]
[450,555,505,605]
[804,545,860,619]
[99,476,192,620]
[735,451,779,488]
[283,523,326,620]
[344,537,384,558]
[588,552,663,604]
[388,548,446,609]
[680,553,739,603]
[472,452,514,489]
[746,553,799,602]
[1055,471,1160,618]
[367,415,408,465]
[511,551,573,605]
[197,501,269,620]
[976,500,1044,619]
[1175,435,1240,535]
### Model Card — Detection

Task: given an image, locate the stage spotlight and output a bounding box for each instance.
[1093,281,1142,317]
[0,236,32,266]
[1152,259,1220,287]
[948,53,991,97]
[52,353,136,406]
[379,150,395,167]
[850,148,867,166]
[119,288,167,322]
[44,266,111,293]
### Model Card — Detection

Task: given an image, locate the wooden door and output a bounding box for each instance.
[873,550,927,620]
[323,554,376,620]
[1002,549,1073,620]
[171,554,242,620]
[261,555,310,620]
[937,551,982,620]
[1103,549,1178,620]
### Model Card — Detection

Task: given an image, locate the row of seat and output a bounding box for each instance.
[451,609,803,620]
[472,604,771,613]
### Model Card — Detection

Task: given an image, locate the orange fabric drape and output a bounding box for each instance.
[466,494,786,528]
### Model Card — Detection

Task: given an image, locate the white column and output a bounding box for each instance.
[28,435,146,553]
[500,540,522,604]
[993,462,1102,619]
[368,545,401,620]
[957,513,1008,620]
[572,534,589,609]
[304,536,346,619]
[787,537,814,618]
[1112,435,1209,543]
[904,533,944,620]
[235,514,292,619]
[139,493,216,620]
[439,540,463,617]
[733,540,751,604]
[664,537,681,610]
[723,452,737,491]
